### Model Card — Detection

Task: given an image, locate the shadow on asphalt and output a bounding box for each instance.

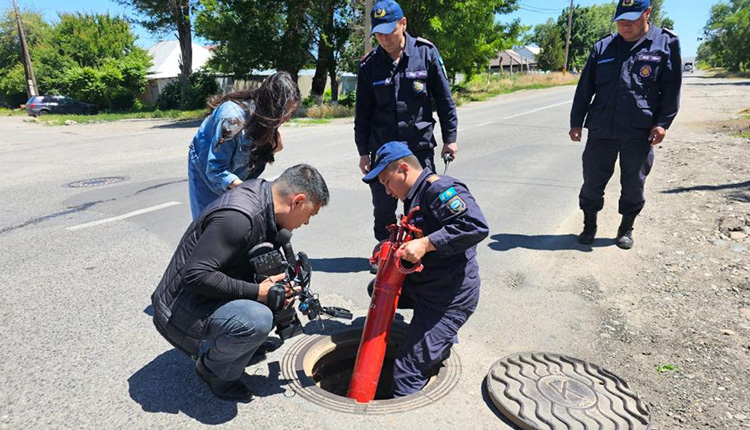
[488,233,614,252]
[309,257,371,273]
[662,180,750,194]
[688,81,750,86]
[128,349,240,424]
[481,376,523,430]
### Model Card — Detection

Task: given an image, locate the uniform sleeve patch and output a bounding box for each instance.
[438,187,457,203]
[446,195,466,214]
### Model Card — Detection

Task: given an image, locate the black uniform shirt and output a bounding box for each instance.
[402,169,489,309]
[570,25,682,140]
[355,32,458,156]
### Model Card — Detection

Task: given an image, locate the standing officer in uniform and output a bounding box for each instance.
[569,0,681,249]
[355,0,458,260]
[362,141,488,397]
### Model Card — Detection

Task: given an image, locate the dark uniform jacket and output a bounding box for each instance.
[355,32,458,156]
[570,25,682,140]
[151,179,278,357]
[403,169,489,309]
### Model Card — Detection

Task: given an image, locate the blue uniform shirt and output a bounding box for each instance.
[355,33,458,156]
[570,25,682,140]
[189,101,265,196]
[403,169,489,309]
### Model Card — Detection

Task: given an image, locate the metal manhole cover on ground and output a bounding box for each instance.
[486,352,651,430]
[64,177,127,188]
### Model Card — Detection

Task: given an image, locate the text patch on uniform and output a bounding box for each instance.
[372,78,392,87]
[636,53,661,62]
[597,57,615,64]
[405,70,428,79]
[438,187,457,203]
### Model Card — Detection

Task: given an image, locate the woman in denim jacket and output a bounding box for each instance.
[188,72,300,218]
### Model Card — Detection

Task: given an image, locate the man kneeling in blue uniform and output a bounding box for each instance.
[362,141,489,397]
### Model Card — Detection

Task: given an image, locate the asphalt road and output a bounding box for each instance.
[0,84,605,429]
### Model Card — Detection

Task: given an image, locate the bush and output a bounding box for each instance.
[110,90,136,111]
[157,71,220,110]
[305,103,354,119]
[338,90,356,108]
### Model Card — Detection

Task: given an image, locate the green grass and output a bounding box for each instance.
[32,109,207,126]
[703,68,750,79]
[0,108,28,116]
[732,131,750,138]
[288,118,332,125]
[656,364,678,374]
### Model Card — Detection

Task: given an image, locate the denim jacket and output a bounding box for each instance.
[188,101,265,195]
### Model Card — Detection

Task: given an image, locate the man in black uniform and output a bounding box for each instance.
[362,141,488,396]
[569,0,681,249]
[151,164,328,402]
[355,0,458,255]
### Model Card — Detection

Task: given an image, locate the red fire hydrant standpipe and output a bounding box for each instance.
[347,207,424,403]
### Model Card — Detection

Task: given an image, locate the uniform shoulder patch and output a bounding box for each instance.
[445,195,467,214]
[415,37,435,47]
[438,186,457,203]
[426,174,441,184]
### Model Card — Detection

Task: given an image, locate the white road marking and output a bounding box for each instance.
[501,100,572,120]
[476,121,495,127]
[67,201,181,231]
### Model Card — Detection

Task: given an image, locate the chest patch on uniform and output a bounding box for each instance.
[413,80,425,93]
[639,64,653,78]
[405,70,428,79]
[446,195,467,214]
[438,187,457,203]
[636,53,661,62]
[597,57,615,64]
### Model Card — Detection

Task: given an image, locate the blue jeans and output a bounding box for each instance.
[188,158,222,220]
[199,300,274,381]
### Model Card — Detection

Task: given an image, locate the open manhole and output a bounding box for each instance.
[281,328,461,414]
[64,177,127,188]
[486,352,651,430]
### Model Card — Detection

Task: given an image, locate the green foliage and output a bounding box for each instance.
[534,19,564,71]
[556,3,617,71]
[656,364,677,374]
[0,9,150,109]
[157,70,219,110]
[401,0,522,80]
[697,0,750,72]
[338,90,356,108]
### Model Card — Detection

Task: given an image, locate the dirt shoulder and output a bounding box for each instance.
[537,73,750,430]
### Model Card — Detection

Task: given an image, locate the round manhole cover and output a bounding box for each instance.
[64,177,127,188]
[486,352,651,430]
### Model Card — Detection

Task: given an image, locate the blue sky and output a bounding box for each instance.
[21,0,710,58]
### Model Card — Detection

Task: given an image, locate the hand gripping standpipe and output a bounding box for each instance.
[347,207,424,403]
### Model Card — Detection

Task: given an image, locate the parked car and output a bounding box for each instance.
[25,95,98,117]
[683,63,694,73]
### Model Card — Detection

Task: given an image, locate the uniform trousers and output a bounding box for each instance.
[579,137,654,217]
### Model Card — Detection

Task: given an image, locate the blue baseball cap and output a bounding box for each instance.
[362,141,413,183]
[613,0,650,21]
[371,0,404,35]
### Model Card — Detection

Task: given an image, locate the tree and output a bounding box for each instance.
[399,0,522,80]
[310,0,351,102]
[534,19,564,71]
[196,0,316,81]
[555,3,616,71]
[0,8,49,106]
[118,0,196,108]
[698,0,750,72]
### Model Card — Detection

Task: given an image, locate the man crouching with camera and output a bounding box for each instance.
[151,164,328,402]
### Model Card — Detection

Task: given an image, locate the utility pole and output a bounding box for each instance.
[563,0,574,75]
[364,0,372,54]
[11,0,38,99]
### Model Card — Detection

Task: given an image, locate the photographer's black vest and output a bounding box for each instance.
[151,179,277,358]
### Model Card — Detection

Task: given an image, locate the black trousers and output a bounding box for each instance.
[368,149,435,241]
[579,137,654,217]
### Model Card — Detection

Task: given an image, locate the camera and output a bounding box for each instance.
[247,229,352,340]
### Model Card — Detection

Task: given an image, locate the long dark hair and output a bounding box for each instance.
[207,71,300,168]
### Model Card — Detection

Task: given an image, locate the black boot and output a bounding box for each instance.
[616,215,636,250]
[195,355,254,402]
[578,212,597,245]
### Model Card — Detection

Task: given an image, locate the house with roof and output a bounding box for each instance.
[516,45,541,64]
[490,49,537,74]
[142,41,213,104]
